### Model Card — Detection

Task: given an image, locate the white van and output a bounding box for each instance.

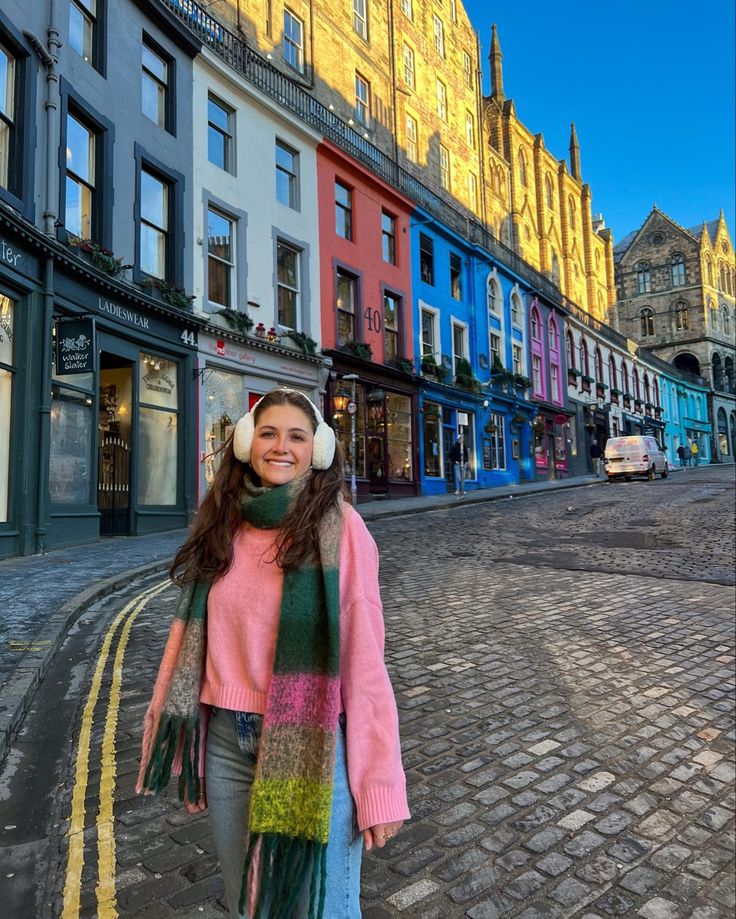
[604,435,668,482]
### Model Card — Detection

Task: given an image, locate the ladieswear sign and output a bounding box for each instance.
[54,317,95,374]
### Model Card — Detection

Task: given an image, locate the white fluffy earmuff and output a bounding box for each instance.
[233,391,336,470]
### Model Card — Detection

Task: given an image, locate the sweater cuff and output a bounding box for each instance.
[354,784,411,832]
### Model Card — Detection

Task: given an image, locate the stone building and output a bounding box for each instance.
[482,26,615,322]
[612,206,736,462]
[216,0,486,219]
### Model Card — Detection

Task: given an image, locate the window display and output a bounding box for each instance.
[138,352,179,505]
[422,402,441,477]
[49,388,93,504]
[0,296,12,521]
[386,392,412,481]
[204,368,244,486]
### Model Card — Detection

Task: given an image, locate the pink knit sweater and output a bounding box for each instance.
[198,504,409,832]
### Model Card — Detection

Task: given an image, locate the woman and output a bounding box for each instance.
[136,388,409,918]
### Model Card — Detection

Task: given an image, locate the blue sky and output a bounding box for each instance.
[464,0,736,243]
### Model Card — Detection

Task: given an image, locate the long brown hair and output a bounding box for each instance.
[171,389,348,584]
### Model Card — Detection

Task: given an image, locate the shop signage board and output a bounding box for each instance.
[54,317,95,374]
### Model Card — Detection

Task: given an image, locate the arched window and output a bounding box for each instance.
[712,352,724,390]
[487,275,500,313]
[511,292,521,326]
[621,361,629,394]
[728,271,734,296]
[720,262,727,290]
[531,306,541,340]
[568,195,575,229]
[608,355,617,389]
[723,306,731,336]
[633,367,640,399]
[709,299,718,330]
[705,255,713,286]
[671,254,685,287]
[548,317,558,351]
[644,373,651,403]
[545,175,553,209]
[654,378,660,407]
[637,262,651,294]
[579,339,589,376]
[566,332,575,369]
[675,302,689,331]
[640,308,654,337]
[594,348,603,382]
[518,148,527,187]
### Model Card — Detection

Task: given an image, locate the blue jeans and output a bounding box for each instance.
[205,707,363,918]
[453,462,466,492]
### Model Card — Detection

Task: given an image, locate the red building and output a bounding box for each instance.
[317,141,418,499]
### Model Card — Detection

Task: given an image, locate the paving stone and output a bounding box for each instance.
[649,842,692,871]
[466,895,515,918]
[386,879,440,910]
[438,822,486,847]
[664,873,707,900]
[432,847,488,882]
[504,870,547,901]
[517,903,561,919]
[447,866,498,903]
[619,866,663,895]
[558,809,595,831]
[607,836,651,863]
[638,810,680,838]
[578,772,617,792]
[536,853,573,877]
[549,876,593,913]
[595,811,633,835]
[696,806,732,831]
[593,891,635,916]
[523,827,567,854]
[391,845,444,877]
[638,896,680,919]
[577,856,619,885]
[496,849,531,872]
[166,876,224,909]
[564,830,606,857]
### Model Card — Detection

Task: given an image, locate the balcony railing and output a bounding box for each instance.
[158,0,714,395]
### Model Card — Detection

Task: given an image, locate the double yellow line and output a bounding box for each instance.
[61,578,172,919]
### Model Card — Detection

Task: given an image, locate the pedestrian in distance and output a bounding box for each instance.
[449,435,469,496]
[685,436,692,466]
[691,440,700,467]
[677,443,686,468]
[136,388,409,919]
[589,438,604,477]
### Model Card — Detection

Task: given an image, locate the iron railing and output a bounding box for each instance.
[159,0,710,391]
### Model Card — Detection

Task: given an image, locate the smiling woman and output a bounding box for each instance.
[136,387,410,919]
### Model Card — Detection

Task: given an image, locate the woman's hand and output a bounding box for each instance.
[183,777,207,814]
[362,820,404,851]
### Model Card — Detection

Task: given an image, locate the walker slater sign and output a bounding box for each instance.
[55,317,95,374]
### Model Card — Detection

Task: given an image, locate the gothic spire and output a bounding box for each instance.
[489,24,505,102]
[569,121,581,180]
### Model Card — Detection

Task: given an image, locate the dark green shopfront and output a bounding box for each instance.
[0,212,204,559]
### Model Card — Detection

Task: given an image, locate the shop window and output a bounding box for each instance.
[382,211,396,264]
[422,402,441,476]
[141,35,172,132]
[383,292,400,362]
[208,94,234,173]
[486,413,505,470]
[333,382,365,478]
[207,207,234,309]
[335,181,353,240]
[0,295,14,521]
[138,353,178,505]
[386,393,412,481]
[204,368,243,486]
[277,241,301,330]
[49,385,94,505]
[419,233,434,285]
[275,139,299,209]
[336,269,357,345]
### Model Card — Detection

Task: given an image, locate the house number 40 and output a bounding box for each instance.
[364,307,382,332]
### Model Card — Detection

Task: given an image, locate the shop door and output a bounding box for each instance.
[442,422,455,491]
[98,354,133,536]
[367,396,387,492]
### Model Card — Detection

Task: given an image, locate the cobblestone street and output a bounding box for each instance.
[2,468,734,918]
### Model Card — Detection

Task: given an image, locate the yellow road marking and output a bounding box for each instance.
[61,578,170,919]
[95,580,171,918]
[8,639,53,651]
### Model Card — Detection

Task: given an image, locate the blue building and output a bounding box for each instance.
[410,209,535,494]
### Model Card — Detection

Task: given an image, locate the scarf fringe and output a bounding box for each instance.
[239,833,328,919]
[141,714,201,803]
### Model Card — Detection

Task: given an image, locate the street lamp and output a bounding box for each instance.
[340,373,359,506]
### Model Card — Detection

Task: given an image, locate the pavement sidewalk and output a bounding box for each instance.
[0,472,606,763]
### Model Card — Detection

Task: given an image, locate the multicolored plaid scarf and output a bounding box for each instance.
[139,475,343,918]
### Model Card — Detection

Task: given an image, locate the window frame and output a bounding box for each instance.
[402,43,415,89]
[133,144,184,286]
[671,253,686,287]
[674,302,689,331]
[283,8,305,73]
[451,319,468,374]
[401,0,413,20]
[58,82,114,247]
[636,262,651,294]
[462,49,473,89]
[420,304,439,359]
[436,78,447,121]
[275,137,300,210]
[382,288,402,363]
[276,238,302,331]
[405,113,418,162]
[141,33,175,135]
[335,180,353,241]
[354,71,370,126]
[0,22,36,216]
[468,172,478,212]
[205,204,235,310]
[640,307,654,337]
[419,233,434,286]
[449,252,462,301]
[433,14,445,57]
[381,210,396,265]
[352,0,368,40]
[465,110,475,148]
[68,0,107,75]
[207,93,235,174]
[335,265,361,346]
[439,143,450,190]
